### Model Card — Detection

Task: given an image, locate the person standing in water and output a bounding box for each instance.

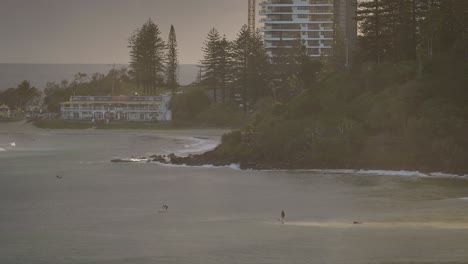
[280,210,286,224]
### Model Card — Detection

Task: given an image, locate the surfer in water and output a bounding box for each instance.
[280,210,285,224]
[163,204,168,212]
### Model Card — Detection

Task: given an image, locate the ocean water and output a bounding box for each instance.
[1,122,468,264]
[0,63,198,90]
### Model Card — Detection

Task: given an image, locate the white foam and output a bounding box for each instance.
[356,170,429,177]
[175,136,219,156]
[0,147,6,152]
[460,197,468,201]
[9,142,16,147]
[154,162,241,171]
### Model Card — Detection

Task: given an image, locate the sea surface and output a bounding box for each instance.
[1,122,468,264]
[0,63,198,90]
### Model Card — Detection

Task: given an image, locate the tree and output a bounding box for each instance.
[200,30,234,103]
[231,25,269,114]
[128,19,166,95]
[166,25,179,93]
[43,81,72,112]
[357,0,391,64]
[201,28,222,102]
[0,88,18,109]
[17,81,40,110]
[215,36,233,103]
[0,81,40,110]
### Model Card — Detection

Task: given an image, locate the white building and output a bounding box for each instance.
[60,95,172,122]
[259,0,356,58]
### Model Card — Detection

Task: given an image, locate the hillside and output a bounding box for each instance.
[163,58,468,174]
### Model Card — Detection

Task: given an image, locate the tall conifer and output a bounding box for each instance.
[166,25,179,93]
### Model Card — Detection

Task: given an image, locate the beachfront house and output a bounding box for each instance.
[60,95,172,122]
[0,104,10,119]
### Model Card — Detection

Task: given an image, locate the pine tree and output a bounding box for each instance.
[128,28,143,90]
[166,25,179,93]
[200,28,222,102]
[419,0,442,60]
[128,19,166,95]
[215,36,233,103]
[358,0,467,64]
[357,0,391,64]
[231,26,269,113]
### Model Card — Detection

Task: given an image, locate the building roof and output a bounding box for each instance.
[61,101,162,105]
[70,95,166,102]
[61,95,170,105]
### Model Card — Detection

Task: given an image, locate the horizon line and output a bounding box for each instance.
[0,62,199,65]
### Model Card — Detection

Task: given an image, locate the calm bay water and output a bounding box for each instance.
[1,122,468,264]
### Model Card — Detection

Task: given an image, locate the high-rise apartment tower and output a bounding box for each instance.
[259,0,357,59]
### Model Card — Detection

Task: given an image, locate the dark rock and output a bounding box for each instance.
[111,159,136,163]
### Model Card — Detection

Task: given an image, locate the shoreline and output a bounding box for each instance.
[29,119,237,131]
[111,153,468,179]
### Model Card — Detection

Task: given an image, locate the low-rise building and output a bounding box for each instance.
[60,95,172,122]
[0,104,10,119]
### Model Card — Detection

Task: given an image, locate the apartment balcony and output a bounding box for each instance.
[263,20,333,24]
[260,10,332,15]
[259,7,293,15]
[265,45,295,49]
[260,11,295,15]
[260,0,333,7]
[302,37,333,40]
[264,37,301,41]
[260,27,333,32]
[260,17,294,22]
[260,0,293,6]
[306,45,332,49]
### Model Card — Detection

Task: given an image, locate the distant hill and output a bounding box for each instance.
[0,63,198,90]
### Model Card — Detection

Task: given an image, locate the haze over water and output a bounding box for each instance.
[1,122,468,264]
[0,64,199,91]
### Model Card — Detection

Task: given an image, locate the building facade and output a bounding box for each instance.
[259,0,357,58]
[60,95,172,122]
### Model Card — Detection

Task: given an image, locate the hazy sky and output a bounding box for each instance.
[0,0,248,64]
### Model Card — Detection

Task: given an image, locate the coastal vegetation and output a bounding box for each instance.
[163,0,468,174]
[170,88,246,128]
[0,80,40,111]
[176,58,467,174]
